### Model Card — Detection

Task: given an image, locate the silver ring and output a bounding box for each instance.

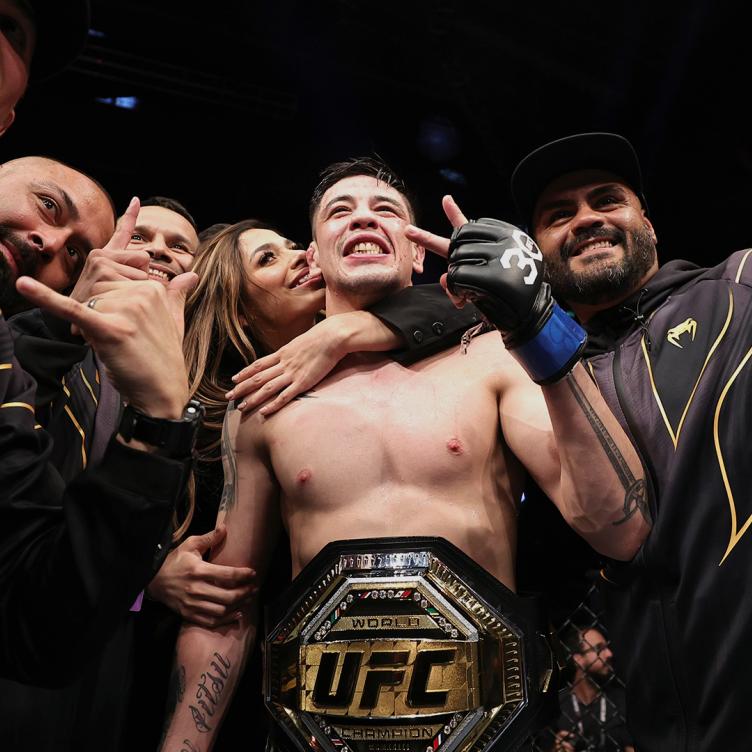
[86,297,100,310]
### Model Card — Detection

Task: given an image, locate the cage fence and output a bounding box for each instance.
[528,581,633,752]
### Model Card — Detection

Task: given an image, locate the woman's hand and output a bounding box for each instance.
[227,311,399,416]
[147,525,257,627]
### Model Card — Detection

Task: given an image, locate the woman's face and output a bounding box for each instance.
[239,228,325,326]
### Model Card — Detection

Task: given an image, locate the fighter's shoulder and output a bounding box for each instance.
[419,329,514,382]
[227,402,269,454]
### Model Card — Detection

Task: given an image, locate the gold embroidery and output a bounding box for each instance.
[0,401,34,414]
[63,405,87,469]
[666,318,697,348]
[716,345,752,564]
[79,367,98,406]
[642,288,734,448]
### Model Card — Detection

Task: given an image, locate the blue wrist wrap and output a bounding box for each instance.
[512,304,587,384]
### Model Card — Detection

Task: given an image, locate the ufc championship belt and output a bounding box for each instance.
[264,537,557,752]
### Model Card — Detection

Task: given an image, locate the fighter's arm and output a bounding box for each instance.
[439,216,650,560]
[159,406,280,751]
[497,355,649,561]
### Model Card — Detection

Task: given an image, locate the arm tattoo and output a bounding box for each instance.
[179,742,200,752]
[565,373,652,527]
[219,405,237,514]
[189,652,232,734]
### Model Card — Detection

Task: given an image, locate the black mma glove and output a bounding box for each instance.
[447,218,586,384]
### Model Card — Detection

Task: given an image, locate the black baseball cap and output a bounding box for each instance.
[29,0,91,80]
[510,132,648,228]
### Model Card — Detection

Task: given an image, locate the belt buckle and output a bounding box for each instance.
[265,537,548,752]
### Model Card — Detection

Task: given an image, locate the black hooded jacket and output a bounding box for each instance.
[372,256,752,750]
[573,252,752,751]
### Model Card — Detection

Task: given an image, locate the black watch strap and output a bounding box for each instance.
[118,399,204,458]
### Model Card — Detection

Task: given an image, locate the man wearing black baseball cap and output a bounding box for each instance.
[506,132,752,751]
[510,132,657,324]
[0,0,89,135]
[344,132,752,750]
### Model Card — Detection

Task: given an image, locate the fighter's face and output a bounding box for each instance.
[239,227,324,325]
[0,0,35,134]
[124,206,199,287]
[574,628,614,680]
[0,158,114,312]
[532,170,658,307]
[310,175,424,307]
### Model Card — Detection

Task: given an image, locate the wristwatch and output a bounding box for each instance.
[118,399,204,458]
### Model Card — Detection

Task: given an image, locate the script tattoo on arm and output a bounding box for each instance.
[564,373,652,527]
[189,652,232,734]
[219,405,237,514]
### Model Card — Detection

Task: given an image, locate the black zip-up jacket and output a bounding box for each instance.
[0,313,191,686]
[581,251,752,751]
[375,259,752,750]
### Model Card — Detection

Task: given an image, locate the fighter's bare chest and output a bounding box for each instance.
[262,361,498,474]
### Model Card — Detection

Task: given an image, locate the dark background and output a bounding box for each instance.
[3,0,747,613]
[4,0,746,606]
[3,0,749,286]
[6,0,739,736]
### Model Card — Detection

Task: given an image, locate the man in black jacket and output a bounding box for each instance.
[1,0,203,693]
[1,261,199,685]
[392,132,751,751]
[505,133,752,752]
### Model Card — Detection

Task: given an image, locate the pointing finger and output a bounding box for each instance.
[443,194,469,228]
[104,196,140,251]
[404,224,450,258]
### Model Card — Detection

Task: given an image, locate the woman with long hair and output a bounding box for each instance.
[184,218,401,473]
[141,219,398,749]
[186,220,322,462]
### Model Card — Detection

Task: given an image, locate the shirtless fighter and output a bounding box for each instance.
[159,159,649,752]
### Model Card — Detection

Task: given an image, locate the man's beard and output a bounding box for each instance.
[588,664,614,687]
[544,224,656,307]
[0,227,41,314]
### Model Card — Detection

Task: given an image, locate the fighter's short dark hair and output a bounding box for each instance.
[309,156,418,226]
[141,196,198,232]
